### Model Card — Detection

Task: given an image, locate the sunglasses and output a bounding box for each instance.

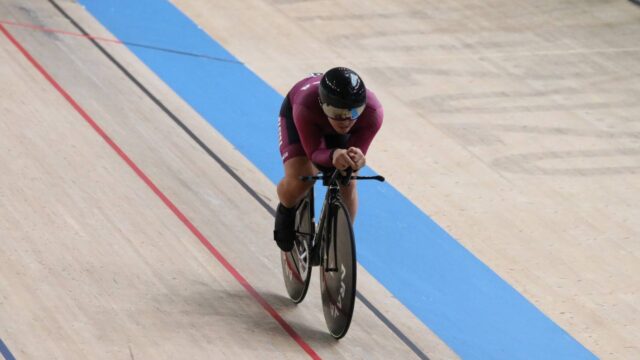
[321,102,365,121]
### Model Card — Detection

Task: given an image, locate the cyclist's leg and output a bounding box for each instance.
[277,156,316,207]
[339,178,358,221]
[274,98,316,251]
[277,94,316,207]
[274,156,316,251]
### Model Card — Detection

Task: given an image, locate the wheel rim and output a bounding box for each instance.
[281,195,313,303]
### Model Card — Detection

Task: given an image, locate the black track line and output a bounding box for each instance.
[48,1,429,358]
[357,292,429,359]
[118,41,243,64]
[46,0,274,217]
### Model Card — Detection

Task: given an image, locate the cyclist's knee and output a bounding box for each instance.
[284,157,316,185]
[284,156,312,171]
[339,181,357,199]
[283,175,314,192]
[279,157,316,206]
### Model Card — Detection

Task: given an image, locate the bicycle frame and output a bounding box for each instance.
[313,171,342,272]
[302,170,384,272]
[289,168,384,338]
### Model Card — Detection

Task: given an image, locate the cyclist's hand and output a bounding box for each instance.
[332,149,357,170]
[347,147,365,170]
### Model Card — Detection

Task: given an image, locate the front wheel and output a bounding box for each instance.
[281,189,314,303]
[320,196,356,339]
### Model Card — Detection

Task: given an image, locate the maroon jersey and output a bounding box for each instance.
[278,74,383,167]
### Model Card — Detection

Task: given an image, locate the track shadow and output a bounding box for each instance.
[146,280,337,345]
[257,290,300,311]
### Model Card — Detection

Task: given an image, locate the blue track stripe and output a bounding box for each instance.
[77,1,596,358]
[0,339,16,360]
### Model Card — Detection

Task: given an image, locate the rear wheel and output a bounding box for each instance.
[281,190,314,303]
[320,196,356,339]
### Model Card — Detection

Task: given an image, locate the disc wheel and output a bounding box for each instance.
[320,197,356,338]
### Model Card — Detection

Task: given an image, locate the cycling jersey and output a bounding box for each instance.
[278,74,383,167]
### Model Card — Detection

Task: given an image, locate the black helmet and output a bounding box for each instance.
[319,67,367,120]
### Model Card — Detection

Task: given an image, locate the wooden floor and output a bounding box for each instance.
[1,0,639,359]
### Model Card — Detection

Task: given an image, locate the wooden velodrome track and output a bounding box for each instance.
[0,0,639,359]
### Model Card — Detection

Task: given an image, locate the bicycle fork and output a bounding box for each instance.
[323,201,341,272]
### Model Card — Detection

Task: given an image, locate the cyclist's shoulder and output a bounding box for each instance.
[292,100,324,126]
[289,73,322,97]
[365,89,382,111]
[289,75,323,118]
[352,91,382,127]
[361,90,384,126]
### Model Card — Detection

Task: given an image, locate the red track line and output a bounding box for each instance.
[0,20,122,44]
[0,23,321,360]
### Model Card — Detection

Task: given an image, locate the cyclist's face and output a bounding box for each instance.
[328,117,356,134]
[320,100,363,134]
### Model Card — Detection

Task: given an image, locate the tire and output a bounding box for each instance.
[281,190,314,303]
[319,196,357,339]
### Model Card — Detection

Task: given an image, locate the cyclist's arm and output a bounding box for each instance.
[347,106,383,156]
[293,106,334,168]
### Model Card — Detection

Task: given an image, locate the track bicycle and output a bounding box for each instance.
[280,168,384,338]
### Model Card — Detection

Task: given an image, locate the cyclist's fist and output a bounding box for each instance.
[332,149,357,170]
[347,147,365,170]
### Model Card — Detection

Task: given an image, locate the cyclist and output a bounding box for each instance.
[274,67,383,252]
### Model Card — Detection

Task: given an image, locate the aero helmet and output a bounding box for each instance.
[319,67,367,120]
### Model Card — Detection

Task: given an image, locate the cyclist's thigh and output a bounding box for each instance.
[284,156,317,179]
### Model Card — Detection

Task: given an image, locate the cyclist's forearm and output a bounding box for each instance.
[311,148,333,168]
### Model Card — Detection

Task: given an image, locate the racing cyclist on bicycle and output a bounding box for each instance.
[274,67,383,252]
